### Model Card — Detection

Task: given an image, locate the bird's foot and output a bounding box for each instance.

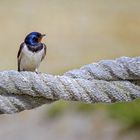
[35,69,41,74]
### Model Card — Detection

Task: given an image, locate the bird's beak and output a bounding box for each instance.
[41,34,46,37]
[38,34,46,42]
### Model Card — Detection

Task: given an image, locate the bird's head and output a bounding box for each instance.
[24,32,46,46]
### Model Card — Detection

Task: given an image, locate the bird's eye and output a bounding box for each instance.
[33,37,38,42]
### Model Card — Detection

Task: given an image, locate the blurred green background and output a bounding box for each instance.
[0,0,140,140]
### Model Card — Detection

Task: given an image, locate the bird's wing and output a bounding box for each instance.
[41,43,47,61]
[17,43,24,71]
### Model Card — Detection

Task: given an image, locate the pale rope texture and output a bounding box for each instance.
[0,57,139,114]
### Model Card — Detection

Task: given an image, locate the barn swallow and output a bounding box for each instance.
[17,32,46,72]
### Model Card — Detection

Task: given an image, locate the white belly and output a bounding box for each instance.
[20,45,44,71]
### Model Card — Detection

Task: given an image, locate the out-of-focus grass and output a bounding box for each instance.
[47,101,69,118]
[47,100,140,129]
[107,99,140,129]
[47,101,98,118]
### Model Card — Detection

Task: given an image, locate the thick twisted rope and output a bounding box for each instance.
[0,57,139,114]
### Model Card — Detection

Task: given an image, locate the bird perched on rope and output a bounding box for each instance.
[17,32,46,72]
